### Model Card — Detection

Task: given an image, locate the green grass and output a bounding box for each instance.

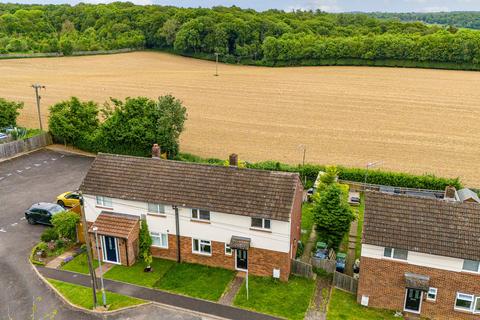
[154,262,235,301]
[327,289,402,320]
[61,253,99,274]
[355,195,365,260]
[233,275,315,320]
[104,257,175,288]
[301,203,315,244]
[47,278,145,311]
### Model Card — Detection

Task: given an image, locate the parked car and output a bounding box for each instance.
[25,202,65,225]
[0,133,8,142]
[306,188,314,201]
[336,252,347,273]
[314,241,329,259]
[56,191,80,208]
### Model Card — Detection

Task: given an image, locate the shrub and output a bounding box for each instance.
[51,211,80,241]
[55,238,65,249]
[37,241,48,252]
[139,219,152,266]
[0,97,23,128]
[40,228,59,242]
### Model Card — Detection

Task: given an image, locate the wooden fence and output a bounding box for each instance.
[0,132,52,159]
[333,271,358,294]
[311,257,337,273]
[291,259,314,279]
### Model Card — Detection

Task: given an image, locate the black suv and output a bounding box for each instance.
[25,202,64,225]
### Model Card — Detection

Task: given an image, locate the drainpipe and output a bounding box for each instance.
[173,205,181,263]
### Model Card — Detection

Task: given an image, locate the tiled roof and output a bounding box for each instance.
[89,212,139,239]
[80,153,301,222]
[363,191,480,261]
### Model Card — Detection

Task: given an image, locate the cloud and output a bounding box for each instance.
[81,0,152,4]
[419,6,450,12]
[287,0,343,12]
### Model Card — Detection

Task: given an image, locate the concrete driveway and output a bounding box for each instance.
[0,149,202,320]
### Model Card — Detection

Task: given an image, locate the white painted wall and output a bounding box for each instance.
[84,194,291,253]
[362,244,468,273]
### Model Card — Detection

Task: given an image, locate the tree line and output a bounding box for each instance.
[368,12,480,30]
[2,3,480,68]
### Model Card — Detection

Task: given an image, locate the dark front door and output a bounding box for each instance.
[404,288,422,313]
[103,236,119,263]
[236,249,248,270]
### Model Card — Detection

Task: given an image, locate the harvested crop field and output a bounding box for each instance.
[1,51,479,186]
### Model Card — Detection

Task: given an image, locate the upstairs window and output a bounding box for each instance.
[191,209,210,221]
[383,247,408,260]
[148,203,165,215]
[462,260,480,273]
[251,217,271,230]
[96,196,112,208]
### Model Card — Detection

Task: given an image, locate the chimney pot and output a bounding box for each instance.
[229,153,238,167]
[444,186,457,201]
[152,144,161,159]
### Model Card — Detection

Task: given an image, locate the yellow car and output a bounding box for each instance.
[56,191,80,208]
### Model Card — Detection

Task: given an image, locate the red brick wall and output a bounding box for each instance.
[150,235,291,281]
[358,257,480,320]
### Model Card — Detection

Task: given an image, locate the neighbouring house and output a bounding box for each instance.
[79,151,303,281]
[358,189,480,319]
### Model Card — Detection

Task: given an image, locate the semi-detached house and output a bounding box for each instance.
[358,190,480,319]
[79,153,303,281]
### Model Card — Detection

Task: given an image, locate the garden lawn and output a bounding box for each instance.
[104,257,175,287]
[301,203,315,244]
[61,253,98,274]
[47,278,145,311]
[154,262,235,301]
[327,289,402,320]
[233,275,315,320]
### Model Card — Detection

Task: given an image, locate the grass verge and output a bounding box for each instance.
[301,203,315,245]
[47,278,145,311]
[233,275,315,320]
[104,258,175,287]
[61,252,98,274]
[154,262,235,301]
[327,289,402,320]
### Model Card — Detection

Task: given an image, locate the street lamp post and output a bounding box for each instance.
[92,226,107,308]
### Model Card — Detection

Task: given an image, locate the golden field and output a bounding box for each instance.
[0,51,479,185]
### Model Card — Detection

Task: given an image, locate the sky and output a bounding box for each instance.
[1,0,480,13]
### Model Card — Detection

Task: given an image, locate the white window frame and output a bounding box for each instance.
[426,287,438,302]
[251,217,271,230]
[148,203,166,215]
[225,243,232,256]
[191,209,210,221]
[96,195,113,208]
[192,238,212,256]
[462,259,480,273]
[454,292,474,312]
[474,297,480,314]
[150,232,168,249]
[383,247,408,261]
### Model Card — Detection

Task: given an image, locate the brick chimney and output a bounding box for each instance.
[444,186,457,201]
[229,153,238,167]
[152,144,161,159]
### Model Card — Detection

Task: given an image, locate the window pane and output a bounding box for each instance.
[264,219,271,229]
[427,288,437,300]
[456,294,473,309]
[161,234,168,247]
[463,260,480,272]
[96,196,102,205]
[225,244,231,254]
[383,247,392,257]
[148,203,159,213]
[202,243,211,254]
[475,297,480,313]
[393,249,408,260]
[200,210,210,220]
[150,232,160,246]
[192,209,198,219]
[252,218,263,228]
[158,204,165,213]
[193,239,199,252]
[103,197,112,207]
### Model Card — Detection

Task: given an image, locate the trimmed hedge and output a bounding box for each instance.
[177,153,462,190]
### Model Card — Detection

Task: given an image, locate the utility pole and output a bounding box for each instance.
[173,205,181,263]
[31,84,46,131]
[364,161,383,191]
[299,144,307,185]
[214,53,219,76]
[79,192,98,308]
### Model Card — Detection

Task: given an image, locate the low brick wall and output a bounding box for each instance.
[358,257,480,320]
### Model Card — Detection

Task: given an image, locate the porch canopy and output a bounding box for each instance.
[88,211,139,239]
[229,236,251,250]
[405,273,430,291]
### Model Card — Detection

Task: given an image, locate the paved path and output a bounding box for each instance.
[301,224,317,263]
[38,266,281,320]
[345,219,358,276]
[304,276,331,320]
[45,249,77,269]
[219,276,244,306]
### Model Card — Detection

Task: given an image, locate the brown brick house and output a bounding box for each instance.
[80,153,303,281]
[358,191,480,319]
